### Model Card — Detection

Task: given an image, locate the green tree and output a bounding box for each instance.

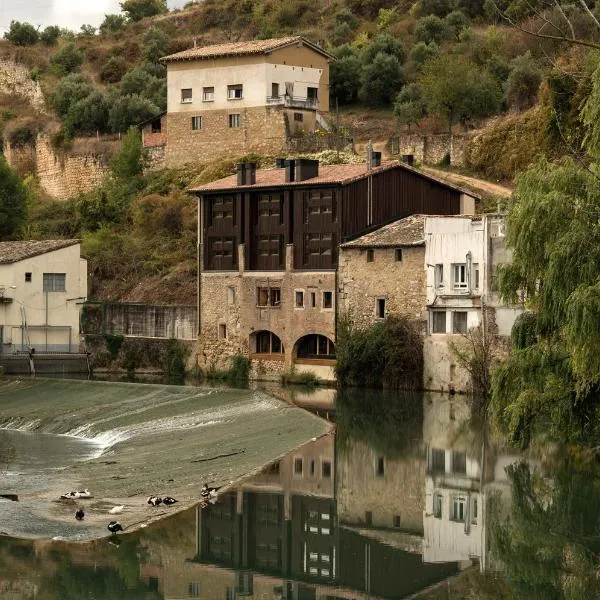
[4,21,39,46]
[119,65,167,109]
[330,53,362,104]
[361,32,406,65]
[50,42,84,75]
[409,41,439,70]
[108,94,160,133]
[0,156,27,240]
[79,24,96,36]
[415,0,453,17]
[64,91,110,137]
[99,14,126,36]
[414,15,452,44]
[420,54,501,130]
[50,74,95,117]
[394,83,427,130]
[100,56,127,83]
[120,0,168,22]
[109,127,146,180]
[505,52,542,110]
[142,26,170,63]
[40,25,60,45]
[445,10,470,40]
[360,52,404,106]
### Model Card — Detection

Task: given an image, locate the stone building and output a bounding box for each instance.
[338,215,427,329]
[159,36,334,168]
[189,158,478,380]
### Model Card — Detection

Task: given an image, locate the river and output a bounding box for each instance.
[0,379,599,598]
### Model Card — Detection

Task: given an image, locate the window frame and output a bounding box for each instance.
[181,88,192,104]
[295,289,305,309]
[452,311,468,334]
[202,86,214,102]
[453,263,468,290]
[256,286,281,308]
[43,273,66,293]
[434,263,444,288]
[366,248,374,263]
[25,272,32,283]
[227,84,243,100]
[431,310,446,334]
[191,115,202,130]
[293,112,304,122]
[376,297,386,319]
[473,263,480,290]
[228,113,241,128]
[395,248,403,262]
[322,291,333,310]
[451,495,467,523]
[218,323,227,340]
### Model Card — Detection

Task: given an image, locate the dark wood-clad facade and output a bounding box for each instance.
[200,164,465,272]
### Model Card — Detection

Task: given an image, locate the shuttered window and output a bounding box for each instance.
[43,273,66,292]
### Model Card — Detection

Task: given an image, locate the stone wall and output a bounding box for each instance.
[392,133,469,167]
[165,105,287,167]
[0,59,44,109]
[146,145,166,171]
[338,245,426,329]
[3,142,36,177]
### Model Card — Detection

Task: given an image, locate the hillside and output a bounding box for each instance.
[1,0,599,303]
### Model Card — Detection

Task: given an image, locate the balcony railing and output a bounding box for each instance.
[266,95,319,110]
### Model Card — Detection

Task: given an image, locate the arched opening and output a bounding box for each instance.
[250,330,284,360]
[295,334,336,362]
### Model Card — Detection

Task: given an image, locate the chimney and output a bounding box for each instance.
[245,162,257,185]
[402,154,414,166]
[236,163,246,186]
[372,151,382,168]
[285,159,296,183]
[295,158,319,182]
[275,158,286,168]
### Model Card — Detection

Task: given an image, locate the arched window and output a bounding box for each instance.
[295,335,335,360]
[252,330,284,355]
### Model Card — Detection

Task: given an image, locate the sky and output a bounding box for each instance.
[0,0,187,34]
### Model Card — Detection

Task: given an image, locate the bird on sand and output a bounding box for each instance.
[163,496,178,506]
[75,509,85,521]
[201,484,220,498]
[147,496,162,506]
[109,505,124,514]
[107,521,123,534]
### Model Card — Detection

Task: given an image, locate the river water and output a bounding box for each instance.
[0,380,599,599]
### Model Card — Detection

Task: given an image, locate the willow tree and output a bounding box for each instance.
[491,58,600,446]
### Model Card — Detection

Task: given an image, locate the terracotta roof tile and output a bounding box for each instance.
[0,240,80,264]
[162,36,334,63]
[341,216,426,249]
[189,162,400,192]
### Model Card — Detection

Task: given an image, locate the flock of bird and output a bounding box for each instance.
[60,483,221,535]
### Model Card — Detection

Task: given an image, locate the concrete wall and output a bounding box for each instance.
[0,244,87,353]
[338,245,426,329]
[392,133,469,167]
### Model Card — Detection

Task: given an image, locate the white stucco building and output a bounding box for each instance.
[423,214,523,392]
[0,240,87,353]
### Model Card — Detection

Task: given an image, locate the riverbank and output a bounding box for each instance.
[0,378,331,540]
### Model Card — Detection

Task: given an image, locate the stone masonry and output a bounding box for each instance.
[0,59,44,109]
[393,133,469,167]
[338,245,427,330]
[166,105,288,167]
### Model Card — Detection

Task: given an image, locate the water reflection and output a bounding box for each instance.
[1,389,599,598]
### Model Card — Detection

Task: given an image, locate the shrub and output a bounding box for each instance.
[50,42,84,75]
[281,371,320,386]
[415,0,453,18]
[445,10,470,40]
[120,0,168,22]
[409,41,439,70]
[100,56,127,83]
[104,334,124,361]
[100,14,126,36]
[361,32,405,65]
[143,26,170,63]
[64,91,110,136]
[0,155,28,240]
[505,52,542,110]
[133,193,186,236]
[119,66,166,109]
[360,52,404,106]
[40,26,60,46]
[109,126,146,179]
[50,74,94,117]
[108,94,160,133]
[163,338,189,381]
[330,54,362,104]
[394,83,427,130]
[4,21,39,46]
[414,15,452,44]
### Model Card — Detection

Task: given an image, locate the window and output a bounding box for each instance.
[227,286,236,305]
[188,582,201,597]
[295,290,304,308]
[322,291,333,309]
[228,113,241,128]
[434,494,443,518]
[218,324,227,339]
[191,115,202,130]
[43,273,65,292]
[310,292,316,308]
[322,460,331,478]
[452,496,467,522]
[432,311,446,334]
[452,451,467,474]
[473,263,480,290]
[150,118,161,133]
[365,511,373,525]
[435,263,444,288]
[393,515,401,528]
[395,248,403,262]
[453,311,468,334]
[294,112,304,122]
[271,82,280,98]
[25,272,32,283]
[181,88,192,103]
[366,249,374,262]
[255,331,283,354]
[202,86,214,101]
[307,86,318,100]
[257,287,281,307]
[472,497,478,524]
[294,457,303,475]
[310,460,315,475]
[227,84,243,99]
[376,298,386,319]
[376,456,385,477]
[453,263,467,289]
[431,448,446,472]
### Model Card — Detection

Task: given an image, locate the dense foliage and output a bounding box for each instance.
[0,156,27,240]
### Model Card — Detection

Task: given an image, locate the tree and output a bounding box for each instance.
[414,15,452,44]
[79,24,97,36]
[99,14,126,36]
[415,0,453,18]
[64,91,110,137]
[330,54,362,104]
[50,42,84,75]
[4,21,39,46]
[100,56,127,83]
[0,156,27,240]
[445,10,471,40]
[394,83,427,130]
[120,0,168,22]
[361,32,406,65]
[109,95,160,133]
[50,74,95,117]
[109,127,146,180]
[40,26,61,46]
[119,66,166,110]
[420,54,501,130]
[409,41,439,70]
[360,52,404,106]
[142,26,170,63]
[505,52,542,110]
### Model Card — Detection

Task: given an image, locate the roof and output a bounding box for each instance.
[0,240,80,264]
[190,162,400,193]
[161,36,335,63]
[137,111,166,128]
[341,215,426,249]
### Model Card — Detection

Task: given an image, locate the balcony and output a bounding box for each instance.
[0,287,13,304]
[266,95,318,110]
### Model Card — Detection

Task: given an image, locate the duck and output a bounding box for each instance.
[109,505,124,514]
[147,496,162,507]
[75,509,85,521]
[201,484,220,498]
[163,496,178,506]
[107,521,123,534]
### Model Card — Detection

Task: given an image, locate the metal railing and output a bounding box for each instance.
[266,95,319,110]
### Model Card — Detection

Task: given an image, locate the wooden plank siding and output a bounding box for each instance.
[202,165,463,272]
